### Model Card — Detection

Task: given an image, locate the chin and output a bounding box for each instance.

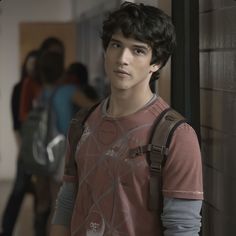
[113,85,131,91]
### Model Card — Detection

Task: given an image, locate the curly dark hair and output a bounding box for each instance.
[39,37,64,56]
[66,62,88,88]
[101,1,176,81]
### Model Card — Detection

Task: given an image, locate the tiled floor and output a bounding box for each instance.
[0,180,34,236]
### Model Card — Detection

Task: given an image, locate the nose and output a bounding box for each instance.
[117,48,131,65]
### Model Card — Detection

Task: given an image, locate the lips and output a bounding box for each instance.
[114,69,130,77]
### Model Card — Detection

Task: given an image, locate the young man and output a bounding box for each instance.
[50,2,203,236]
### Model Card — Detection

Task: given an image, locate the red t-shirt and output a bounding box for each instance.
[64,96,203,236]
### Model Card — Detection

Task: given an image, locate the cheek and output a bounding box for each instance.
[136,65,153,80]
[137,64,152,74]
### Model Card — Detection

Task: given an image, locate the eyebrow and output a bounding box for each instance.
[110,38,150,51]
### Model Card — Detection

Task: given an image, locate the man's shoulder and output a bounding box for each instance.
[145,95,170,117]
[173,122,199,143]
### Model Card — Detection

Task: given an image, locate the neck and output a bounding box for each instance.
[107,88,154,117]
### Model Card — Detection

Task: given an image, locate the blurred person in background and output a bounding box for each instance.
[0,50,39,236]
[20,37,65,123]
[3,37,66,236]
[12,50,39,145]
[33,50,65,236]
[53,62,99,136]
[30,37,65,236]
[17,37,65,236]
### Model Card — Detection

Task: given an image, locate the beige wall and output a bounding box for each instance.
[20,22,77,68]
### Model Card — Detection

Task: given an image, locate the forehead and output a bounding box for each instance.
[111,31,151,48]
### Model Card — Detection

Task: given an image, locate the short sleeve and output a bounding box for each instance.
[162,123,203,200]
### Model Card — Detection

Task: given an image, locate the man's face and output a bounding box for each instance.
[104,31,159,92]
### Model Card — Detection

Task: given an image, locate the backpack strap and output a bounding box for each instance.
[129,108,186,211]
[148,108,186,211]
[64,103,99,178]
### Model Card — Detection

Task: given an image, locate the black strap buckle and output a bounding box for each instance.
[148,145,169,175]
[150,163,162,174]
[147,144,169,156]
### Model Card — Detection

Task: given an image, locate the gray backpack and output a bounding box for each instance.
[19,91,66,176]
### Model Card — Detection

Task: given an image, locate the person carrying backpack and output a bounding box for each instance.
[31,50,65,236]
[50,2,203,236]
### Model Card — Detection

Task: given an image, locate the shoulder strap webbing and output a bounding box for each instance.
[148,108,185,211]
[64,103,99,177]
[70,104,98,149]
[129,107,186,211]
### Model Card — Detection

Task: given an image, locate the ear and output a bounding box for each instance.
[149,64,160,73]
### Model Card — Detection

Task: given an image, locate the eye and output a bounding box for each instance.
[110,42,121,48]
[133,48,146,55]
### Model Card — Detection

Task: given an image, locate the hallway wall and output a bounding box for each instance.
[199,0,236,235]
